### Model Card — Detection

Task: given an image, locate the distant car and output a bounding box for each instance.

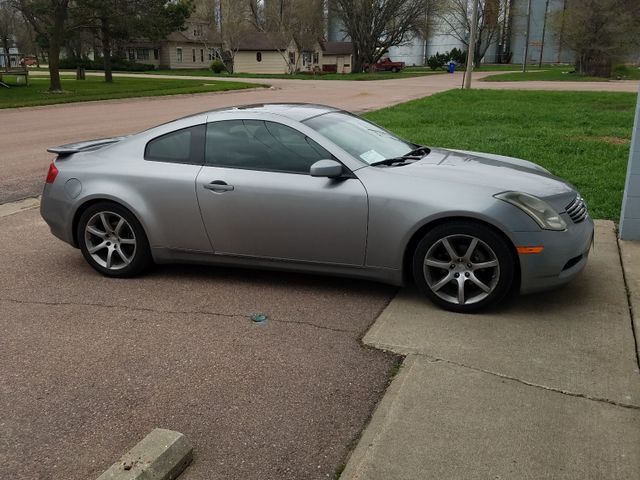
[365,58,405,73]
[41,103,593,312]
[22,56,37,66]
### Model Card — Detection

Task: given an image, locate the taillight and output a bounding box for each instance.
[45,162,59,184]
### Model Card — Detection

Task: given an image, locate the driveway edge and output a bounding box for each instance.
[618,238,640,368]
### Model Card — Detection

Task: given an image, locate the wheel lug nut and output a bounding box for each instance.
[450,264,455,269]
[464,272,470,277]
[454,273,460,278]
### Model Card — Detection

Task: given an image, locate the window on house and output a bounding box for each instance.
[128,48,135,61]
[200,49,204,62]
[256,52,262,62]
[302,52,311,66]
[289,52,295,65]
[176,47,183,63]
[145,125,205,165]
[154,49,159,60]
[205,120,332,174]
[192,49,196,62]
[137,48,149,61]
[208,48,215,61]
[313,52,319,64]
[193,24,203,37]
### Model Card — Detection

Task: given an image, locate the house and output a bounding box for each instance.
[125,17,222,69]
[320,42,353,73]
[233,32,307,74]
[0,47,20,69]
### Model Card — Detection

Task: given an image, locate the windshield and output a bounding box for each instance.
[304,112,415,165]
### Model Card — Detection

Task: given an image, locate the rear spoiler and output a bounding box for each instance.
[47,136,127,156]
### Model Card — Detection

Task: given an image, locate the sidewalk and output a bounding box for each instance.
[341,220,640,479]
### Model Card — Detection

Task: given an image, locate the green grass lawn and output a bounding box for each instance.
[135,68,444,81]
[0,75,262,109]
[482,67,640,82]
[364,90,636,220]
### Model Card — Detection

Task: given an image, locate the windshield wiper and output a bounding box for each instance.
[370,145,431,167]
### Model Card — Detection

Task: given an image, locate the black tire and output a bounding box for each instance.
[412,221,515,313]
[391,67,398,73]
[77,201,153,278]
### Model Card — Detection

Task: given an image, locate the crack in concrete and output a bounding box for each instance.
[420,354,640,411]
[0,297,358,335]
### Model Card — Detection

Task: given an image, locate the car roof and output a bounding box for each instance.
[202,103,343,122]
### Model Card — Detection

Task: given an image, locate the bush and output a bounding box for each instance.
[449,48,466,65]
[427,52,448,70]
[58,56,155,71]
[210,59,225,73]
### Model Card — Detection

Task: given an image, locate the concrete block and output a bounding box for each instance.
[97,429,193,480]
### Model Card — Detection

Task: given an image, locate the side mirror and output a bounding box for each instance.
[310,159,344,178]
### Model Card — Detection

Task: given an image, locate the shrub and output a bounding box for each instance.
[449,48,466,65]
[210,59,225,73]
[427,52,448,70]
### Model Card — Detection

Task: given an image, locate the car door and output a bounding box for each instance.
[195,119,368,265]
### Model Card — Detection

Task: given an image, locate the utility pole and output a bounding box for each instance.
[463,0,479,89]
[522,0,532,72]
[538,0,549,68]
[557,0,567,63]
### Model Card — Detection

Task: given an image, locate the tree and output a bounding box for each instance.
[0,0,19,71]
[250,0,325,74]
[550,0,640,77]
[332,0,438,73]
[13,0,73,92]
[436,0,505,67]
[77,0,193,82]
[219,0,253,73]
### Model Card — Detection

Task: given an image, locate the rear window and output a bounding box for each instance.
[145,125,205,164]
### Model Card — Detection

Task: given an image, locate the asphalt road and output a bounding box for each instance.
[3,71,636,205]
[0,207,399,479]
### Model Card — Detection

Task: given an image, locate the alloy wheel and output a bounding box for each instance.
[423,234,500,306]
[84,211,137,270]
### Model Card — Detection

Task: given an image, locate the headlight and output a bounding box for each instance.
[495,191,567,231]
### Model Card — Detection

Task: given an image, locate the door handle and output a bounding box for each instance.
[204,181,234,192]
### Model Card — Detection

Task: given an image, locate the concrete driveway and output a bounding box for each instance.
[0,204,399,480]
[342,220,640,480]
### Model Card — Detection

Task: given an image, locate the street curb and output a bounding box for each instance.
[0,197,40,218]
[96,429,193,480]
[339,356,417,480]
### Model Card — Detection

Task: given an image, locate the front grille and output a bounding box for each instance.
[565,195,588,223]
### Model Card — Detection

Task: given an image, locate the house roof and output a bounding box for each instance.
[237,32,290,51]
[322,42,353,56]
[165,29,222,45]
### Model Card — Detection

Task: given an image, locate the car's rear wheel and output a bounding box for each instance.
[412,221,515,313]
[77,202,152,278]
[391,67,398,73]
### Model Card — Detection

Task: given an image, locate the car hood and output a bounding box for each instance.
[388,148,577,210]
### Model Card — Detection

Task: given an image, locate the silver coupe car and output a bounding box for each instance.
[41,103,593,312]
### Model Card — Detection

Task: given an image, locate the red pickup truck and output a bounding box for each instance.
[364,58,405,73]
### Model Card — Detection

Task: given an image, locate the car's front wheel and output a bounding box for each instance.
[77,202,152,278]
[412,221,515,313]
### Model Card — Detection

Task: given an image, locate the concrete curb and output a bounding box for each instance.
[96,429,193,480]
[0,197,40,218]
[340,356,417,480]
